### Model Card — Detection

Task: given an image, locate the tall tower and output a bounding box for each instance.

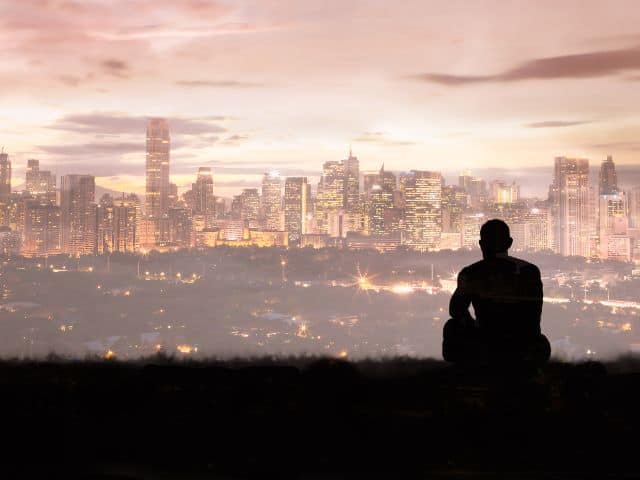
[550,157,590,257]
[191,167,214,229]
[368,164,395,236]
[0,150,11,201]
[343,148,359,213]
[60,174,96,256]
[261,171,282,230]
[284,177,308,244]
[145,118,170,243]
[599,155,618,195]
[403,170,442,251]
[316,161,345,233]
[25,159,39,193]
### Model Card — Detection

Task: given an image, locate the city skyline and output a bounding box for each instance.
[2,1,640,197]
[1,117,638,264]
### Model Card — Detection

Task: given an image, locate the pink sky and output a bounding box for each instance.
[1,0,640,197]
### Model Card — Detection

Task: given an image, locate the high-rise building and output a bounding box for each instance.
[599,155,618,195]
[442,185,468,234]
[599,192,630,261]
[168,206,192,247]
[550,157,590,257]
[284,177,308,244]
[113,194,140,253]
[191,167,215,229]
[343,149,359,214]
[461,213,485,249]
[22,200,61,256]
[363,171,381,198]
[403,170,442,251]
[60,174,96,256]
[368,165,395,236]
[458,169,473,191]
[145,118,170,243]
[316,161,344,233]
[95,193,139,254]
[261,171,282,231]
[489,180,520,204]
[628,186,640,228]
[0,151,11,201]
[239,188,260,228]
[509,207,551,252]
[25,159,56,202]
[96,194,115,254]
[25,159,39,193]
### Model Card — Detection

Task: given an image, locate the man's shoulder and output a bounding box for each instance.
[458,260,486,277]
[461,256,541,276]
[507,255,541,275]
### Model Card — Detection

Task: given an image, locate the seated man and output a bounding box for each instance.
[443,219,550,365]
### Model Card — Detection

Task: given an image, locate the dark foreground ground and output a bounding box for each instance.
[2,356,639,479]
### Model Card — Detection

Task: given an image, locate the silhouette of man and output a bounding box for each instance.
[443,219,551,365]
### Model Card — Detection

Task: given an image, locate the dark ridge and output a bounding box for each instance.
[1,356,638,478]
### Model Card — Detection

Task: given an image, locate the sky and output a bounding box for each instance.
[2,0,640,198]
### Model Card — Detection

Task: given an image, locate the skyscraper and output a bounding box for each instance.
[190,167,215,231]
[316,161,345,233]
[113,194,140,253]
[261,172,282,231]
[284,177,308,244]
[238,188,260,228]
[22,200,61,256]
[145,118,170,243]
[60,174,96,256]
[550,157,590,257]
[0,150,11,201]
[403,170,442,251]
[489,180,520,203]
[343,149,359,215]
[599,155,618,195]
[25,159,39,193]
[368,165,395,236]
[598,192,630,261]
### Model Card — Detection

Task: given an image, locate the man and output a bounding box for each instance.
[443,219,550,365]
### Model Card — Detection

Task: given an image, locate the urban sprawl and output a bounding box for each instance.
[0,118,639,360]
[0,118,635,260]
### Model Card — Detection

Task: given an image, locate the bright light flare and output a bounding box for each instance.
[390,283,414,295]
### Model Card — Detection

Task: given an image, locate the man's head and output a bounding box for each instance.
[479,219,512,257]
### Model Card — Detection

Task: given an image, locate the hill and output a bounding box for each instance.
[2,356,638,479]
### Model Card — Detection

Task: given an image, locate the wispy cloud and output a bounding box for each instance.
[175,80,268,88]
[50,113,226,135]
[589,141,640,151]
[524,120,593,128]
[101,58,129,77]
[411,47,640,86]
[353,131,417,147]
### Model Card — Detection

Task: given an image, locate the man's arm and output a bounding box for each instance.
[449,268,475,324]
[521,264,543,334]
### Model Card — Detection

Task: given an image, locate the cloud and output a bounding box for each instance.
[411,47,640,86]
[50,113,227,135]
[101,58,129,77]
[353,131,417,147]
[36,142,142,157]
[589,141,640,151]
[524,120,593,128]
[175,80,268,88]
[221,134,249,145]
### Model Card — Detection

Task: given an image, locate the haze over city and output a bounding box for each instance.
[3,0,640,197]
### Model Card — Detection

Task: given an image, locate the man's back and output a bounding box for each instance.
[450,255,543,341]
